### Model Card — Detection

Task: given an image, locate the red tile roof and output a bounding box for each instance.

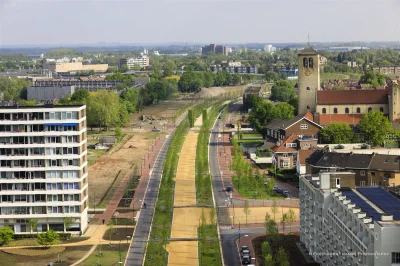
[319,114,363,126]
[304,111,314,121]
[271,134,298,153]
[317,89,389,105]
[298,149,316,164]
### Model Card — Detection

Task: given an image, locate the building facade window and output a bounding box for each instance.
[392,252,400,263]
[345,108,349,114]
[307,87,310,91]
[360,170,365,176]
[300,124,308,129]
[322,108,326,114]
[303,58,308,68]
[309,58,314,68]
[368,107,372,112]
[357,107,361,113]
[334,108,338,114]
[380,107,384,113]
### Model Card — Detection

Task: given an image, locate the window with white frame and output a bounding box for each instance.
[286,143,297,148]
[360,170,365,176]
[281,161,289,168]
[300,124,308,129]
[283,153,288,157]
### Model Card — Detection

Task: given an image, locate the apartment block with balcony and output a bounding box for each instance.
[300,172,400,266]
[0,104,88,234]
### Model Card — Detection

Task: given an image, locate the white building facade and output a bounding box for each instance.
[119,55,150,69]
[0,105,88,234]
[300,173,400,266]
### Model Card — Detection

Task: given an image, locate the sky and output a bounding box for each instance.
[0,0,399,46]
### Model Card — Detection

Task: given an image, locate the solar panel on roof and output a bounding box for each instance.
[357,187,400,221]
[341,190,381,221]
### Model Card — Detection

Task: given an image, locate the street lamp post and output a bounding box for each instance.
[118,237,123,264]
[232,216,241,243]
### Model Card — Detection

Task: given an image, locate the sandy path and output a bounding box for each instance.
[166,114,206,265]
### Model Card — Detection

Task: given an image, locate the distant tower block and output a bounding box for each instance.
[298,44,320,115]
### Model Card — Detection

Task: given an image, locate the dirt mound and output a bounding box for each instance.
[195,85,246,98]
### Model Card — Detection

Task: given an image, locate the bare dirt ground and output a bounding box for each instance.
[130,100,192,131]
[88,132,159,206]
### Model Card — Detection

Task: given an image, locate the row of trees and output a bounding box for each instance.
[320,110,395,146]
[260,205,296,266]
[178,70,242,93]
[359,70,386,87]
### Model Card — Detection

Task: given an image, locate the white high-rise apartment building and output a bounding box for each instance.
[0,104,88,234]
[264,44,277,54]
[300,172,400,266]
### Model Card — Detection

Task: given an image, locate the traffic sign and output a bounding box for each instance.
[238,229,241,233]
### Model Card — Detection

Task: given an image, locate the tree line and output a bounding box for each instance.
[177,70,243,93]
[320,110,397,146]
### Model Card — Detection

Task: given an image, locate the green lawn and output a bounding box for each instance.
[80,244,129,266]
[0,245,92,266]
[235,139,264,146]
[7,236,90,247]
[232,176,284,200]
[241,133,263,139]
[198,224,222,266]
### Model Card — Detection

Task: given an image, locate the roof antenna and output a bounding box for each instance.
[308,30,310,44]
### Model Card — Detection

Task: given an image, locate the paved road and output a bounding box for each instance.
[210,108,242,266]
[125,131,174,266]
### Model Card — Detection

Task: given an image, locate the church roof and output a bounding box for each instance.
[318,114,363,126]
[298,44,319,55]
[317,89,389,105]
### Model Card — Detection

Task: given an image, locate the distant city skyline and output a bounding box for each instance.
[0,0,399,46]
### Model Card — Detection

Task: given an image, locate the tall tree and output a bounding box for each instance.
[358,110,393,146]
[276,247,290,266]
[320,122,355,144]
[265,71,279,82]
[271,200,278,222]
[274,102,295,120]
[270,80,295,102]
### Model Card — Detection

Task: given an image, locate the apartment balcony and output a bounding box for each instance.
[0,212,82,219]
[0,130,83,137]
[0,201,83,207]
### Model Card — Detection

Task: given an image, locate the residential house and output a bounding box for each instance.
[266,111,322,141]
[367,154,400,187]
[306,151,374,186]
[271,135,318,170]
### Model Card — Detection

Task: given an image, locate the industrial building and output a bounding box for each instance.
[27,86,76,102]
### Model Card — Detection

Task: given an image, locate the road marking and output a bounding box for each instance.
[220,226,232,230]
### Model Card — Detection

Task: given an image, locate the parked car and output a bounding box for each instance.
[242,255,251,264]
[241,249,250,257]
[240,246,249,252]
[226,186,233,192]
[272,186,279,191]
[283,191,290,198]
[295,184,299,189]
[276,187,283,194]
[151,127,160,132]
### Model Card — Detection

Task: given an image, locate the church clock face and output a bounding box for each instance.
[305,69,311,76]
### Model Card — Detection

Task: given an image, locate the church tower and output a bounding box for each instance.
[298,44,320,115]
